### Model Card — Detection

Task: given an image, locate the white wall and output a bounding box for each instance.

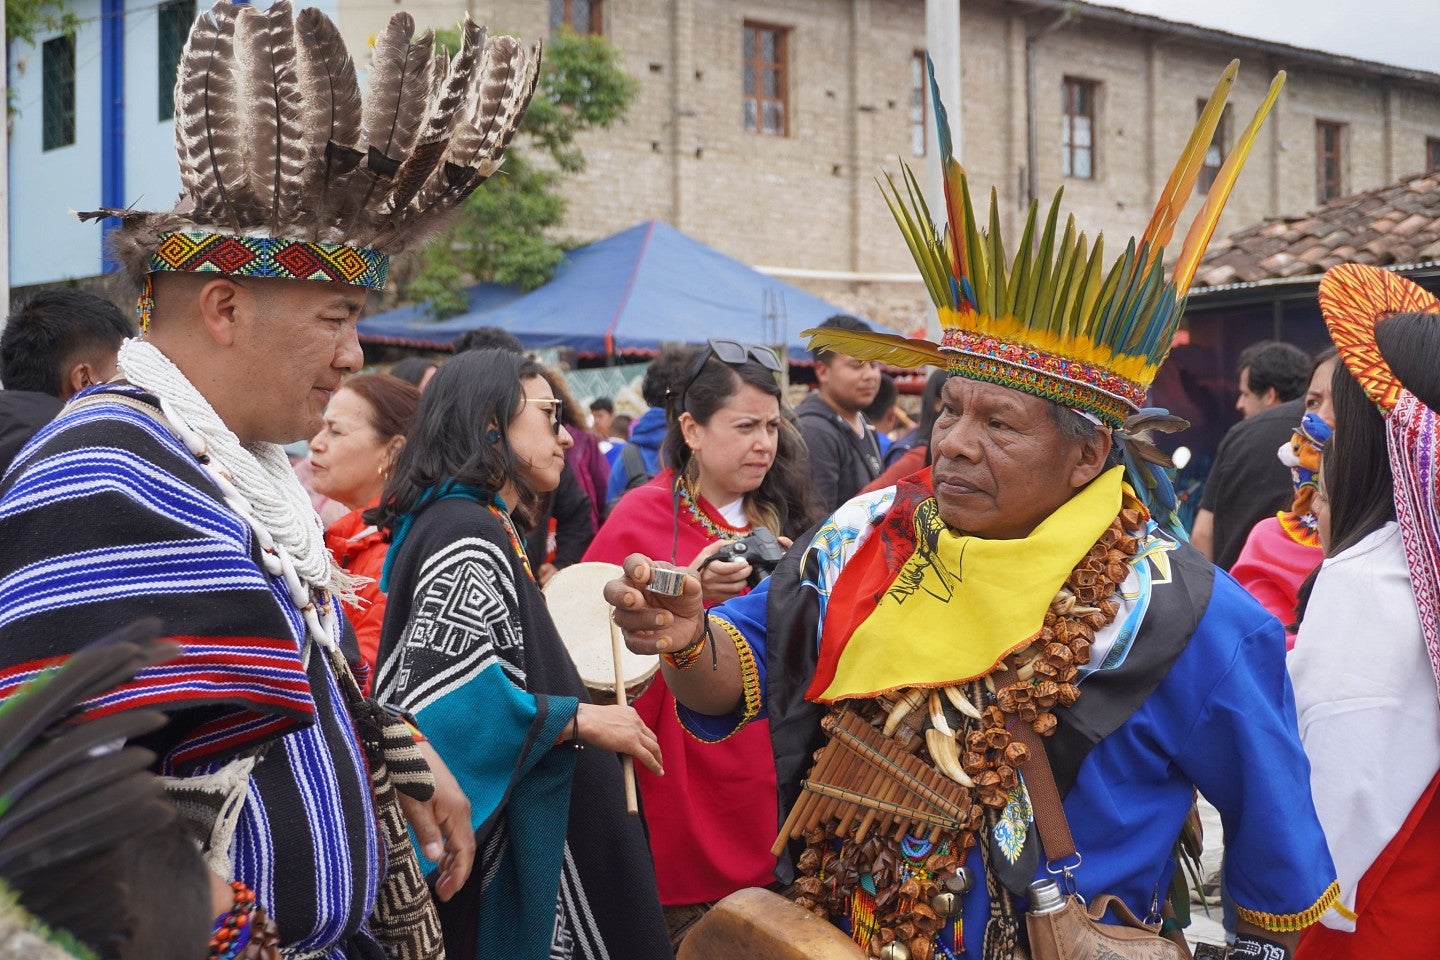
[8,0,105,286]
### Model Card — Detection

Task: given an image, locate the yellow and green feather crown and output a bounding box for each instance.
[806,59,1285,428]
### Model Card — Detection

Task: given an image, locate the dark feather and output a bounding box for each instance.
[352,13,434,235]
[294,5,363,239]
[0,781,174,879]
[0,620,171,771]
[393,36,540,246]
[383,19,484,222]
[0,711,166,820]
[0,622,180,883]
[237,0,306,227]
[172,2,257,229]
[0,745,159,842]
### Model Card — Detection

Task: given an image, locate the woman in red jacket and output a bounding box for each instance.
[309,373,420,676]
[584,340,819,943]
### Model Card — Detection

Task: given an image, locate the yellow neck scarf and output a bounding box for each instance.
[814,466,1124,702]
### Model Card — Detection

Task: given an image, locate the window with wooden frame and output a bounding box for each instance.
[1061,78,1097,179]
[1316,121,1345,203]
[910,52,926,157]
[549,0,602,35]
[1427,136,1440,172]
[42,35,76,152]
[158,0,197,121]
[1197,99,1231,193]
[742,23,788,136]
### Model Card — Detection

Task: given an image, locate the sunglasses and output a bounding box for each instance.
[522,397,566,436]
[674,339,783,409]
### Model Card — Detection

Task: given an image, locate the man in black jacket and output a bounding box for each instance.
[1191,340,1312,569]
[0,289,132,474]
[796,315,883,512]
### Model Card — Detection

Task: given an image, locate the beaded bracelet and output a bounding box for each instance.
[403,718,428,744]
[663,618,711,670]
[209,881,257,960]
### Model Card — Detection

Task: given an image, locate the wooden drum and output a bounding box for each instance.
[544,561,658,704]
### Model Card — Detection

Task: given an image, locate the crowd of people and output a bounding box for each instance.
[0,8,1433,960]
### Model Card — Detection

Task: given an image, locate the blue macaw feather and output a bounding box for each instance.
[925,54,953,162]
[960,275,978,311]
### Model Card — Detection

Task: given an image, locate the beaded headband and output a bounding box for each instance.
[135,232,390,331]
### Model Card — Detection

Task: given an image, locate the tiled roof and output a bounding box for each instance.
[1192,170,1440,288]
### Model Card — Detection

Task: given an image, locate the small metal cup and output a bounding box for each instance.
[646,565,687,596]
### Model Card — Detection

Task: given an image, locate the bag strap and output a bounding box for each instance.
[1009,719,1077,864]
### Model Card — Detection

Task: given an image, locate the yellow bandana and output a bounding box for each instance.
[814,466,1125,702]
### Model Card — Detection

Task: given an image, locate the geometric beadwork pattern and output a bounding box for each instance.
[149,231,389,290]
[1319,263,1440,414]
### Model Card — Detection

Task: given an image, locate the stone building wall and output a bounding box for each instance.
[335,0,1440,323]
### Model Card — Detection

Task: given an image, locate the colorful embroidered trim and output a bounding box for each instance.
[722,617,763,728]
[1234,880,1340,932]
[678,616,762,743]
[940,329,1140,427]
[136,231,389,331]
[677,477,749,541]
[151,231,389,288]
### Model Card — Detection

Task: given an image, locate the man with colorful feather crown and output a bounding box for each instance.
[0,2,539,957]
[608,61,1337,959]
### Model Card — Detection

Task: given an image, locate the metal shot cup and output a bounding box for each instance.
[646,565,687,597]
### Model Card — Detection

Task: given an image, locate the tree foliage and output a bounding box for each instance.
[407,28,638,318]
[6,0,79,116]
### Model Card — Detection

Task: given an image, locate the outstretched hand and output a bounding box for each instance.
[604,554,706,656]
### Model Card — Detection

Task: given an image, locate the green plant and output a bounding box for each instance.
[6,0,79,117]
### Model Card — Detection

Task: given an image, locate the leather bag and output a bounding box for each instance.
[1010,721,1191,960]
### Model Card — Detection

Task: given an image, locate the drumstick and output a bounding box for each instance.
[608,614,640,816]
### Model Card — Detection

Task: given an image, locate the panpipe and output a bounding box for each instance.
[771,707,969,856]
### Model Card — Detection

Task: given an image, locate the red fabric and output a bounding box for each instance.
[1230,516,1323,649]
[1298,771,1440,959]
[807,467,933,701]
[325,504,390,685]
[862,444,927,494]
[582,469,779,905]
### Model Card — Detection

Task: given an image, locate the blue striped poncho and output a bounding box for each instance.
[0,387,381,959]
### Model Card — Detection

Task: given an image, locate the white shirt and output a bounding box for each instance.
[1289,522,1440,929]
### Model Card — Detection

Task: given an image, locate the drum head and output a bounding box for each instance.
[544,561,658,694]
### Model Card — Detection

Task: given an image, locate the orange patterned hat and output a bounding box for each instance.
[1317,264,1440,413]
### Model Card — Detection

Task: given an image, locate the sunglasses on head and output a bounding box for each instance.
[674,339,783,409]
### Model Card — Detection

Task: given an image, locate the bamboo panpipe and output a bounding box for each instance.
[774,708,972,854]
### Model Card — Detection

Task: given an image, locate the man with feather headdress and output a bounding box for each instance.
[607,62,1337,960]
[0,3,539,957]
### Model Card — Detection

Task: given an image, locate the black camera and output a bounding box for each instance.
[708,527,787,587]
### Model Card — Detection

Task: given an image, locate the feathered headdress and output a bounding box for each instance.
[806,59,1284,531]
[81,1,540,326]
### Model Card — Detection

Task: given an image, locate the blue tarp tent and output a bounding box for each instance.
[358,220,894,356]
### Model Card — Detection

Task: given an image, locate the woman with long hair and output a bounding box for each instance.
[368,350,670,960]
[310,373,420,675]
[1289,266,1440,956]
[583,340,820,942]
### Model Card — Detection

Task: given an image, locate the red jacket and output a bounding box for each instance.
[325,505,390,684]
